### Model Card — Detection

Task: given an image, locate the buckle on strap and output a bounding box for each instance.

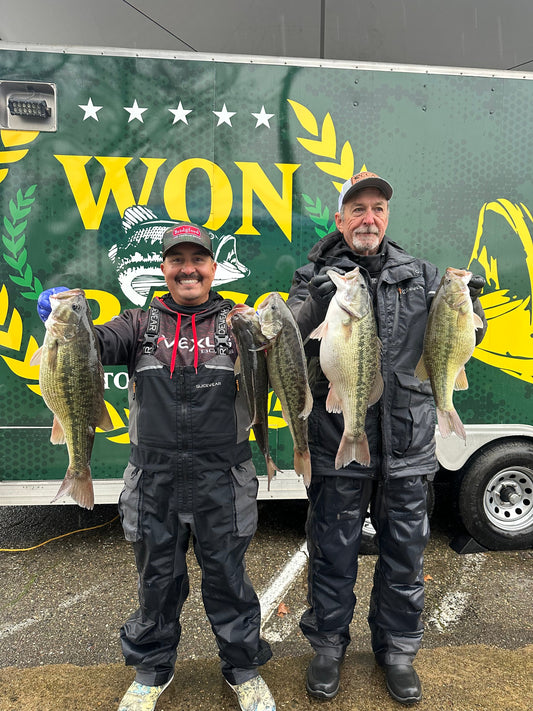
[215,307,231,355]
[142,308,161,355]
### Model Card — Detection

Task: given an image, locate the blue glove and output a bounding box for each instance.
[37,286,70,322]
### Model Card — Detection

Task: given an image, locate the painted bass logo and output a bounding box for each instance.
[108,204,250,306]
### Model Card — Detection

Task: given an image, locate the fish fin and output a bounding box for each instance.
[50,416,66,445]
[309,321,328,340]
[368,371,384,407]
[335,433,370,469]
[473,313,484,329]
[97,404,115,432]
[454,367,469,391]
[437,407,466,441]
[51,466,95,510]
[29,346,43,366]
[325,384,343,414]
[294,449,312,487]
[299,385,314,419]
[266,456,281,490]
[414,355,429,381]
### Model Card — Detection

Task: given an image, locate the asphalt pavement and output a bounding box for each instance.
[0,495,531,711]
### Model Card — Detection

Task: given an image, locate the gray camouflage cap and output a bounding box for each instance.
[162,222,214,258]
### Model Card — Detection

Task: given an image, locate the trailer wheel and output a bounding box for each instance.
[360,480,435,555]
[458,442,533,550]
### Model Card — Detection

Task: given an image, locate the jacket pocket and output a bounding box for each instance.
[118,462,144,542]
[230,458,259,537]
[391,372,435,457]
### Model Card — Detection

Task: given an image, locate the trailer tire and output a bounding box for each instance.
[360,480,435,555]
[458,442,533,550]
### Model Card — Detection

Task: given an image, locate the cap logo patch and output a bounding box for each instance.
[173,225,201,237]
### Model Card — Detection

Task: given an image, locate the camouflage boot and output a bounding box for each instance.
[117,675,174,711]
[227,675,276,711]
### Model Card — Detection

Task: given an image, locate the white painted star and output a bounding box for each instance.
[78,98,103,121]
[124,100,148,123]
[213,103,236,127]
[251,106,274,128]
[169,101,193,125]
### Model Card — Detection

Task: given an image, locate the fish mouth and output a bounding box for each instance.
[228,303,255,316]
[446,267,471,278]
[50,288,84,300]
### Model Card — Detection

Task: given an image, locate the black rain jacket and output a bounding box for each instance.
[95,291,252,476]
[287,231,442,480]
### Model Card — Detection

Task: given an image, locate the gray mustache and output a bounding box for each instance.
[354,226,380,235]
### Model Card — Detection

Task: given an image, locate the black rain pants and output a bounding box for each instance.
[118,459,272,686]
[300,474,429,665]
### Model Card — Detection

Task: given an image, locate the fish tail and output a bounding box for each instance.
[51,466,95,510]
[335,432,371,469]
[294,449,312,488]
[437,407,466,441]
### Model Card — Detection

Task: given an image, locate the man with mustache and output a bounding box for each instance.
[287,172,486,705]
[37,222,276,711]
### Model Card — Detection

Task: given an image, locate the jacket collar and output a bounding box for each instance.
[150,290,227,317]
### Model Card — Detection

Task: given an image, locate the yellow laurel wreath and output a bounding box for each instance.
[288,100,356,190]
[0,130,40,185]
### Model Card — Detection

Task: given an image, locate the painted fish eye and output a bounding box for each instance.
[71,303,81,312]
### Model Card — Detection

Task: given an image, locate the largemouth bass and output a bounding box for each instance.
[415,267,483,440]
[310,267,383,469]
[257,292,313,486]
[30,289,113,509]
[226,304,280,487]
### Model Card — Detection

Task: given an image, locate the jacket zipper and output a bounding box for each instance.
[392,286,401,337]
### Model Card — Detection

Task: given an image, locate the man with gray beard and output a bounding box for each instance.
[287,172,486,705]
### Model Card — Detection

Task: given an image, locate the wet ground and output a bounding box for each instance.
[0,494,532,711]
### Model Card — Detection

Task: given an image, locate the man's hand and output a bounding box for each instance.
[468,274,486,302]
[37,286,70,322]
[308,267,343,303]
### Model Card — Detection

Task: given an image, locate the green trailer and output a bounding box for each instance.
[0,43,532,550]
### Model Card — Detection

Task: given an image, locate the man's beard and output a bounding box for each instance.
[350,226,380,254]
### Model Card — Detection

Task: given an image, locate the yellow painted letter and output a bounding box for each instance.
[235,162,300,241]
[55,155,166,229]
[164,158,233,230]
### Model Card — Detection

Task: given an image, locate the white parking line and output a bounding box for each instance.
[427,553,486,632]
[0,583,107,641]
[259,540,308,632]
